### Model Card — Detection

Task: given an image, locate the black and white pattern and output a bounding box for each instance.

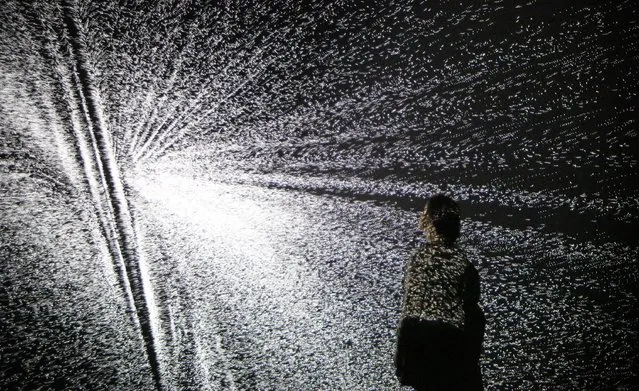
[401,244,477,330]
[1,1,636,389]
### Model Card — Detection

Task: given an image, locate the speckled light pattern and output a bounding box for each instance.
[400,244,473,329]
[1,0,637,390]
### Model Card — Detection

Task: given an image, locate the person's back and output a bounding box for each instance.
[395,194,485,391]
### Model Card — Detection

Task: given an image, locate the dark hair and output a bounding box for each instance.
[419,194,461,243]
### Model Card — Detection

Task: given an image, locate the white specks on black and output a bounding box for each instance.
[1,0,637,390]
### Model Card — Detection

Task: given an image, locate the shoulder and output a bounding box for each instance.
[420,243,467,260]
[409,244,466,268]
[409,244,438,262]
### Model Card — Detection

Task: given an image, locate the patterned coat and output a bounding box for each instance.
[395,242,485,390]
[400,243,481,330]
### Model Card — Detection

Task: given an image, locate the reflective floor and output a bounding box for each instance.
[1,1,637,390]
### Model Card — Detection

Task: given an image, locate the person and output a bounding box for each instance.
[395,194,485,390]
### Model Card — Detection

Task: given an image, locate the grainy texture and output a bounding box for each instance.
[400,245,475,329]
[0,1,637,390]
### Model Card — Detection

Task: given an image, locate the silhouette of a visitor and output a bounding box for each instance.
[395,194,485,390]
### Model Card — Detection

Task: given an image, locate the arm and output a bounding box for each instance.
[395,251,416,381]
[464,263,481,307]
[463,263,485,362]
[400,250,417,311]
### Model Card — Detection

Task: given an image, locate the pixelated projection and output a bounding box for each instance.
[0,1,636,390]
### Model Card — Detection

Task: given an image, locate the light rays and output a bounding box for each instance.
[132,33,282,164]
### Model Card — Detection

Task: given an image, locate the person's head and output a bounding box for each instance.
[419,194,461,244]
